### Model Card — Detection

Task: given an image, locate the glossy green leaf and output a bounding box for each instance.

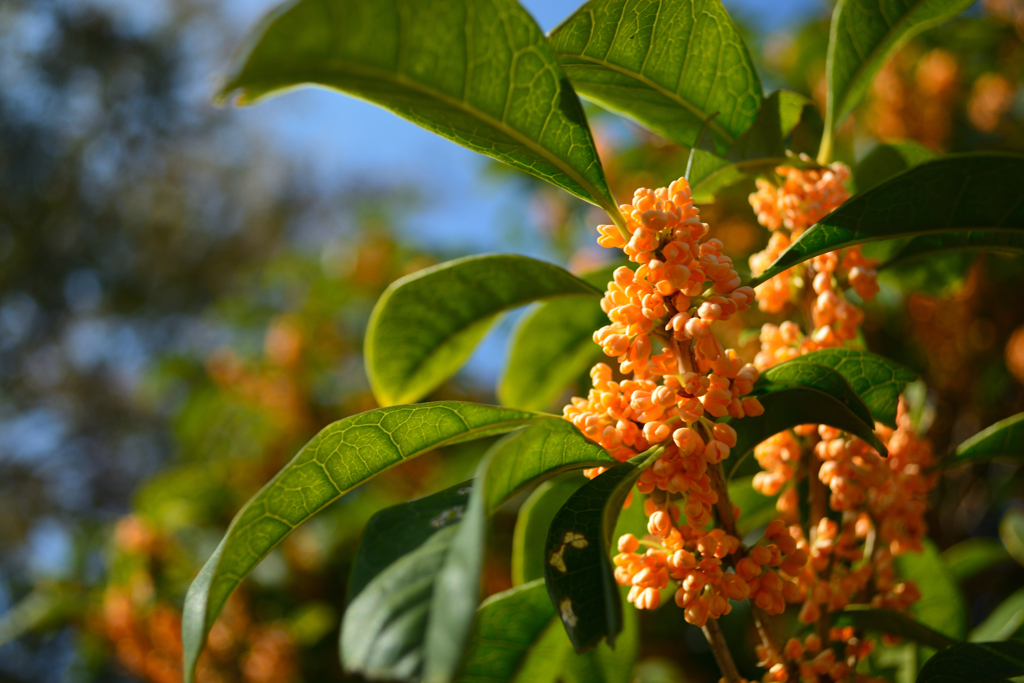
[499,265,617,412]
[852,140,936,194]
[513,476,589,585]
[835,606,957,650]
[367,255,600,406]
[915,641,1024,683]
[1000,508,1024,569]
[182,402,541,683]
[220,0,619,216]
[948,413,1024,466]
[787,349,917,428]
[747,154,1024,288]
[758,360,876,428]
[970,588,1024,643]
[548,0,762,151]
[348,481,473,601]
[729,476,777,536]
[883,231,1024,269]
[544,449,660,652]
[823,0,974,137]
[942,538,1012,583]
[897,539,967,641]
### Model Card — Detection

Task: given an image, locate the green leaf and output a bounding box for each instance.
[220,0,620,215]
[367,255,600,406]
[543,449,660,652]
[823,0,974,137]
[948,413,1024,466]
[1000,508,1024,569]
[513,476,589,586]
[729,476,778,535]
[942,538,1012,583]
[758,360,876,429]
[548,0,762,151]
[883,232,1024,269]
[499,264,617,412]
[786,349,917,428]
[834,606,958,650]
[348,481,473,601]
[970,588,1024,642]
[852,140,936,194]
[747,154,1024,288]
[897,539,967,641]
[915,641,1024,683]
[182,402,542,683]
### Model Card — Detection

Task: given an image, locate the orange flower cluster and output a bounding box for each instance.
[761,631,886,683]
[748,161,850,236]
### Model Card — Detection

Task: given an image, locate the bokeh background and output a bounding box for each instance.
[1,0,1023,681]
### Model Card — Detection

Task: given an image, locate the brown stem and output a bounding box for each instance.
[703,618,743,683]
[807,451,831,643]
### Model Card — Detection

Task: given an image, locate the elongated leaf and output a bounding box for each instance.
[367,255,600,406]
[549,0,761,151]
[787,349,917,428]
[897,539,967,641]
[823,0,974,134]
[1000,509,1024,569]
[883,231,1024,269]
[915,641,1024,683]
[835,606,957,650]
[948,413,1024,466]
[513,476,589,585]
[499,265,617,412]
[220,0,619,215]
[727,386,887,480]
[852,140,936,194]
[729,476,778,535]
[182,402,541,683]
[970,588,1024,643]
[748,154,1024,287]
[349,481,473,601]
[544,450,659,652]
[759,360,876,428]
[942,538,1012,583]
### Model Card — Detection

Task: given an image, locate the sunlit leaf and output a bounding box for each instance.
[970,588,1024,643]
[367,255,600,406]
[941,538,1012,583]
[823,0,974,137]
[852,140,936,194]
[758,360,876,428]
[549,0,761,151]
[748,154,1024,287]
[543,449,659,652]
[220,0,620,215]
[499,265,617,412]
[947,412,1024,466]
[915,640,1024,683]
[835,606,957,650]
[883,232,1024,269]
[1000,508,1024,569]
[787,349,917,428]
[182,402,543,683]
[897,539,967,642]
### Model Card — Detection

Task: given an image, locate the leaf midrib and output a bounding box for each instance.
[229,60,616,213]
[552,52,735,145]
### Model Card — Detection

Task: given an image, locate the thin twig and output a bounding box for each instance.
[703,618,743,683]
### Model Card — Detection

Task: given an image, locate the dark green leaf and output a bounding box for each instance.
[747,154,1024,287]
[823,0,974,135]
[182,402,542,683]
[942,538,1012,583]
[729,476,778,535]
[758,360,876,428]
[948,413,1024,466]
[883,232,1024,269]
[367,255,600,406]
[513,476,589,586]
[852,140,936,194]
[970,588,1024,643]
[544,449,660,652]
[786,349,917,428]
[834,606,957,650]
[897,539,967,641]
[915,641,1024,683]
[548,0,762,151]
[498,265,617,412]
[220,0,620,215]
[1000,509,1024,569]
[348,481,473,601]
